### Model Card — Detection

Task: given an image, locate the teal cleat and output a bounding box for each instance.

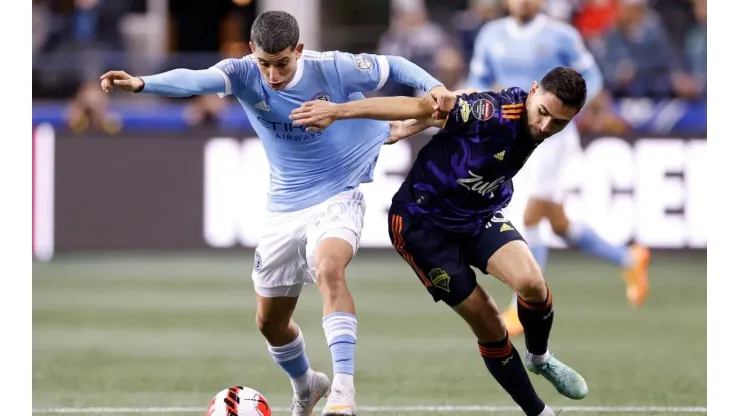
[525,352,589,400]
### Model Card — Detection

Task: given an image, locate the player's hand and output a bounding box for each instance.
[100,70,144,93]
[289,100,338,131]
[427,85,456,120]
[386,120,406,145]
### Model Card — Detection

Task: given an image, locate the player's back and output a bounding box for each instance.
[393,87,540,235]
[212,50,391,212]
[469,14,593,90]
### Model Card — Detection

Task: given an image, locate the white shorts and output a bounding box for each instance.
[252,188,366,298]
[518,124,581,203]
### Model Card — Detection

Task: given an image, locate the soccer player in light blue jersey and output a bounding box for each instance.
[100,11,455,416]
[467,0,650,337]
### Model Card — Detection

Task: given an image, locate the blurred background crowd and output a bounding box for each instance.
[31,0,707,134]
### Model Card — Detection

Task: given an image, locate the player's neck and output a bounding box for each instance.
[514,14,539,26]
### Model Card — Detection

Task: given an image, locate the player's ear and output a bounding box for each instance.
[294,43,304,57]
[530,81,539,96]
[248,41,257,55]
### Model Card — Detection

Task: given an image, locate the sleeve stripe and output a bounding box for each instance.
[374,55,390,91]
[209,67,232,98]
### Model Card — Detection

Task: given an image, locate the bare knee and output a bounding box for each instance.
[255,296,299,345]
[315,258,348,296]
[511,266,547,303]
[546,205,571,237]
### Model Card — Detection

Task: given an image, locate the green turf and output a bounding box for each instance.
[33,250,706,416]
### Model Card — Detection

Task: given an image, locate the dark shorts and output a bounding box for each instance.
[388,203,525,307]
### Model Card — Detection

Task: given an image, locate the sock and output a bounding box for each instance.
[525,226,549,271]
[322,312,357,385]
[267,328,312,394]
[566,222,633,267]
[478,335,546,416]
[517,287,554,356]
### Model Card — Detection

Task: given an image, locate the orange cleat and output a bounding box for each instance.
[622,244,651,307]
[502,306,524,338]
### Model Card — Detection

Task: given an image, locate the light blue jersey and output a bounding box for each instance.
[468,14,603,104]
[139,50,442,212]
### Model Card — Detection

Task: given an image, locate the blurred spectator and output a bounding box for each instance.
[650,0,695,51]
[35,0,134,98]
[433,46,468,92]
[451,0,504,64]
[378,0,450,97]
[575,90,631,133]
[590,0,698,99]
[543,0,578,22]
[65,81,122,134]
[684,0,706,98]
[572,0,618,41]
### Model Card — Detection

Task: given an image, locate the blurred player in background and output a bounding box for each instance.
[467,0,651,336]
[291,67,591,416]
[100,10,454,416]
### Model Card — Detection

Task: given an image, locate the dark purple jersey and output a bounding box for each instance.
[393,87,541,234]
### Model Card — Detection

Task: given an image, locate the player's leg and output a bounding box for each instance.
[540,200,650,307]
[454,285,560,416]
[388,208,557,416]
[500,133,560,337]
[474,218,587,400]
[305,189,366,416]
[252,217,330,416]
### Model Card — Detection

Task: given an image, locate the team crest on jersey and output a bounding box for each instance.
[354,55,373,70]
[312,92,331,102]
[458,98,471,122]
[472,99,495,121]
[429,268,451,292]
[254,251,262,272]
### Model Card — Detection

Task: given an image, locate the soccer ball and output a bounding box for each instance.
[206,386,272,416]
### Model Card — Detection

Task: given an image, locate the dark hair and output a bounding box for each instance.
[250,11,300,54]
[540,67,587,110]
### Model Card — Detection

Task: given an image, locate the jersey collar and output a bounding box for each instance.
[284,55,305,90]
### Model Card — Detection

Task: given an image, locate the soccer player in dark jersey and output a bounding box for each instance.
[290,67,588,416]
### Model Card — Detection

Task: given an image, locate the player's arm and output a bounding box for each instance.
[100,57,250,97]
[467,24,497,91]
[561,26,603,105]
[386,88,481,144]
[290,88,479,133]
[100,69,226,97]
[290,95,436,132]
[332,52,456,113]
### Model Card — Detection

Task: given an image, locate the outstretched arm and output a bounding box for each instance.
[100,68,227,97]
[290,96,438,131]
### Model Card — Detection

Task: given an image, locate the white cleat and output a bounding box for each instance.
[321,384,357,416]
[291,371,330,416]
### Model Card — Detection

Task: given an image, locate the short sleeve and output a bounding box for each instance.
[332,52,390,96]
[210,56,254,98]
[442,92,502,134]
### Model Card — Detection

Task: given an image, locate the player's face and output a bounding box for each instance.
[525,82,580,140]
[250,42,304,90]
[507,0,543,21]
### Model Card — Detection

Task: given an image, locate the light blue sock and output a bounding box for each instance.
[566,223,632,267]
[322,312,357,376]
[267,328,311,379]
